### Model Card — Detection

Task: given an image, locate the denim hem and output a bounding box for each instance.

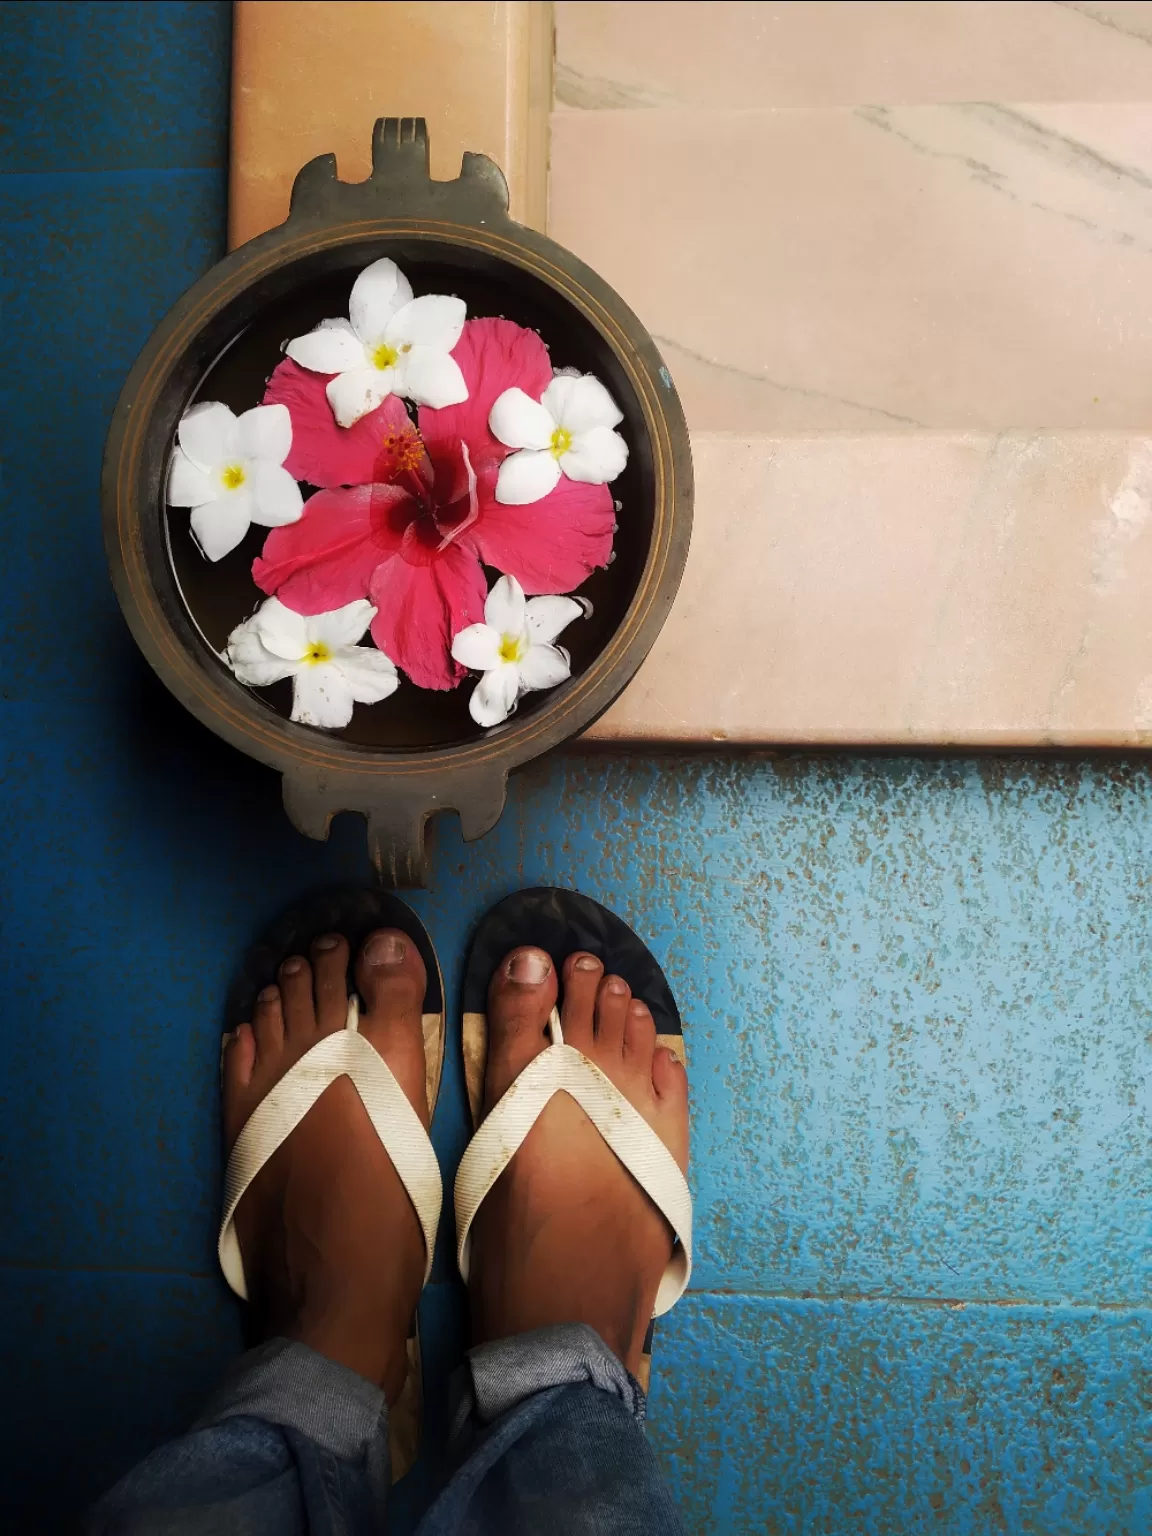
[461,1322,647,1430]
[194,1337,389,1466]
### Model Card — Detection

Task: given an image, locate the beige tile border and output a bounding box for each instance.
[229,1,553,249]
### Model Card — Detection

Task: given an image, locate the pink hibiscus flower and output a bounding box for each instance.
[254,318,616,690]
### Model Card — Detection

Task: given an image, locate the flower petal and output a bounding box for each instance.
[286,320,365,375]
[190,495,251,561]
[542,373,624,433]
[335,645,400,705]
[226,622,300,686]
[327,367,397,428]
[489,387,555,451]
[236,402,292,465]
[518,642,571,691]
[451,622,503,672]
[494,448,562,505]
[349,257,413,344]
[306,598,377,651]
[526,594,583,644]
[561,425,629,485]
[386,294,466,351]
[249,461,304,526]
[468,475,615,595]
[167,447,215,507]
[178,400,237,471]
[484,573,526,636]
[368,540,487,690]
[291,663,355,729]
[251,596,309,659]
[469,664,521,727]
[397,348,468,409]
[253,484,407,613]
[263,360,414,488]
[418,317,552,469]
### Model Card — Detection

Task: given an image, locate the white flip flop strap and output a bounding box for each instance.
[454,1012,692,1317]
[219,1001,442,1297]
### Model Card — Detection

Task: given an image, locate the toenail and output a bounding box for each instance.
[630,999,649,1013]
[314,934,340,951]
[258,985,279,1003]
[575,955,601,972]
[607,977,627,995]
[507,949,551,984]
[366,932,406,966]
[282,957,304,976]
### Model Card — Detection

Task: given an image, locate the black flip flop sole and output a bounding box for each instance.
[460,886,687,1392]
[224,886,444,1481]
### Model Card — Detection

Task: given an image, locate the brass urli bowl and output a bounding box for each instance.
[103,119,692,885]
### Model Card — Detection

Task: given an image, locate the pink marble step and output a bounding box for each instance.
[585,430,1152,746]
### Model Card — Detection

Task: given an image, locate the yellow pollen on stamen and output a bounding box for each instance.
[549,426,573,459]
[371,341,400,370]
[383,428,424,474]
[304,642,332,666]
[499,633,526,664]
[220,463,246,490]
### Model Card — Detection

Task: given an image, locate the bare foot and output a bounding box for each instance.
[468,946,689,1375]
[222,928,430,1401]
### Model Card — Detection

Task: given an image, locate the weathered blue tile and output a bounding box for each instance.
[0,2,231,173]
[647,1293,1152,1536]
[0,1267,241,1534]
[0,697,475,1279]
[0,168,225,701]
[417,756,1152,1305]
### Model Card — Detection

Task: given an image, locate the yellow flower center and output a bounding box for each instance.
[304,641,332,666]
[220,463,246,490]
[549,426,573,459]
[499,632,527,664]
[371,341,399,370]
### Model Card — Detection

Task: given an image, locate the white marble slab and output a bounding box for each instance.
[551,103,1152,432]
[585,430,1152,745]
[556,2,1152,110]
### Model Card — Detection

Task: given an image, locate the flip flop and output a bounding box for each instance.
[218,888,445,1481]
[454,887,692,1391]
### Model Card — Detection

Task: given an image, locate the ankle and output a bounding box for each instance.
[291,1299,411,1399]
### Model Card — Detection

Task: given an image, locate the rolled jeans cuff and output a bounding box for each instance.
[459,1323,647,1431]
[194,1337,390,1484]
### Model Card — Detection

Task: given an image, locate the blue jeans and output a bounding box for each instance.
[86,1324,685,1535]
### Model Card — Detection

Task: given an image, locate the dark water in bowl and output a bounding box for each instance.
[165,255,650,751]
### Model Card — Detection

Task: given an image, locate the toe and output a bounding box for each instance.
[485,947,558,1103]
[251,984,283,1061]
[561,952,602,1048]
[355,928,426,1023]
[279,955,316,1039]
[311,932,351,1033]
[651,1047,690,1169]
[623,998,657,1065]
[222,1023,256,1144]
[594,974,630,1056]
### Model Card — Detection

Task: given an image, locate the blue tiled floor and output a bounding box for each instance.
[1,7,1149,1534]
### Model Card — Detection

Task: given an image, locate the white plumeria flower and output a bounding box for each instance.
[451,575,583,727]
[285,257,468,427]
[168,401,304,561]
[489,372,628,506]
[225,597,398,730]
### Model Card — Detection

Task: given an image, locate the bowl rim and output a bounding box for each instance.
[106,213,691,780]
